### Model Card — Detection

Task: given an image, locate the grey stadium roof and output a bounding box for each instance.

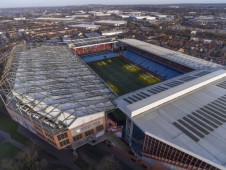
[115,38,226,169]
[131,73,226,169]
[0,45,115,130]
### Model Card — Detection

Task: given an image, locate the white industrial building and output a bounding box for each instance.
[94,20,127,26]
[68,24,100,31]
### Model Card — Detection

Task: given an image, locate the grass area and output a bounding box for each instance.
[88,57,161,95]
[75,157,91,170]
[0,113,29,145]
[0,142,21,161]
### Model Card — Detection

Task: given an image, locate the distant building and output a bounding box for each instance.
[94,20,127,27]
[68,24,100,31]
[65,15,90,18]
[123,11,143,16]
[130,16,156,21]
[89,11,111,17]
[191,31,197,35]
[101,30,124,36]
[35,17,74,21]
[189,11,197,15]
[107,10,121,14]
[84,32,101,38]
[118,15,130,19]
[14,17,26,21]
[155,15,168,19]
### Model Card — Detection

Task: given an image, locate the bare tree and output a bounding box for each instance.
[97,155,123,170]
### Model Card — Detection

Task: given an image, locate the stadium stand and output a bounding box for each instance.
[122,50,182,79]
[126,46,193,73]
[74,44,112,55]
[81,51,119,63]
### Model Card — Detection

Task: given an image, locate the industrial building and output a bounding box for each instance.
[68,24,100,31]
[0,45,115,150]
[35,17,75,21]
[101,30,124,36]
[94,20,127,27]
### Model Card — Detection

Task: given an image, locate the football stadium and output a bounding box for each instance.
[1,36,226,170]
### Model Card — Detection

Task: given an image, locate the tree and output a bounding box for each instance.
[1,143,48,170]
[97,155,123,170]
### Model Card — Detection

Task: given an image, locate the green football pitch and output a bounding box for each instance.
[88,57,161,96]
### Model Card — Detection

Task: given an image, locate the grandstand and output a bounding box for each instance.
[115,39,226,170]
[70,36,117,55]
[0,45,115,150]
[122,50,182,79]
[2,37,226,170]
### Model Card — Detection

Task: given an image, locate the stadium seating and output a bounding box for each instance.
[73,44,112,55]
[123,50,181,79]
[81,51,119,63]
[126,46,193,73]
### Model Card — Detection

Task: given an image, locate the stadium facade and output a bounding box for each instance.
[1,37,226,170]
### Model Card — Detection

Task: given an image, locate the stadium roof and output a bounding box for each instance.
[130,73,226,169]
[71,36,117,48]
[0,45,115,131]
[118,39,223,70]
[115,69,226,116]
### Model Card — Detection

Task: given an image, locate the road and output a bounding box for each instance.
[77,142,143,170]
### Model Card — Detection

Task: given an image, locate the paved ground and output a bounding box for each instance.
[77,142,143,170]
[0,130,25,150]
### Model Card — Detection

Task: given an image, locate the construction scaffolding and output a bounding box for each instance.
[0,45,116,134]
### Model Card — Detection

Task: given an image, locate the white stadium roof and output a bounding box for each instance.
[118,39,222,70]
[1,45,115,131]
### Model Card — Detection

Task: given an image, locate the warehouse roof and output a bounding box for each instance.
[94,20,127,25]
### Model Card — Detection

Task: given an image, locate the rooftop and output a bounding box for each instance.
[71,36,116,48]
[35,17,74,21]
[68,24,100,29]
[118,39,222,70]
[1,45,115,130]
[94,20,127,25]
[132,74,226,169]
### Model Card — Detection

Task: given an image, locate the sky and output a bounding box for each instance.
[1,0,226,8]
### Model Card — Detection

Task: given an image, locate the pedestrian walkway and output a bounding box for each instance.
[0,130,26,150]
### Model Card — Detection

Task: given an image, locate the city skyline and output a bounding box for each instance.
[1,0,226,8]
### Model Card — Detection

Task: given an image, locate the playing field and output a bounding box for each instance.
[88,57,161,95]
